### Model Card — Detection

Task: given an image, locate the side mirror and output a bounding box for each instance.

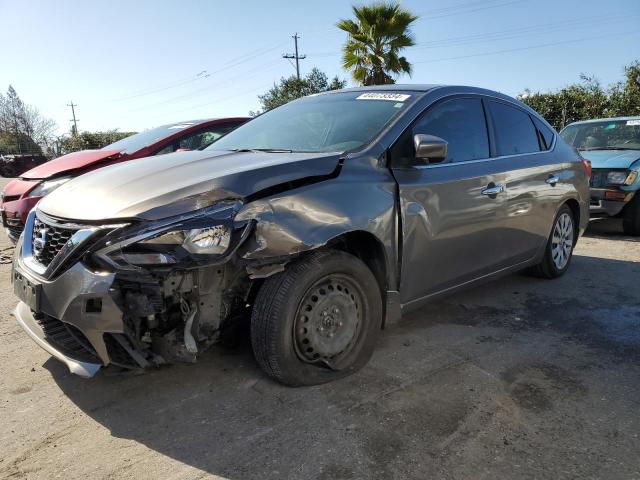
[414,134,448,163]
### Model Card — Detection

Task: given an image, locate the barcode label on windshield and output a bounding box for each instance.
[356,93,411,102]
[627,119,640,126]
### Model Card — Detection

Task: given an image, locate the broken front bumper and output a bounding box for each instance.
[13,302,101,377]
[589,189,635,216]
[12,255,124,378]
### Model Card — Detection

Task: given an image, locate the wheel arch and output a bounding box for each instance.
[325,230,389,300]
[563,197,581,242]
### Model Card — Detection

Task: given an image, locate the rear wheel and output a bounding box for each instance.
[250,249,382,386]
[531,204,576,278]
[622,194,640,236]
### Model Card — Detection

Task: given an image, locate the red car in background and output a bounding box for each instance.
[1,117,248,241]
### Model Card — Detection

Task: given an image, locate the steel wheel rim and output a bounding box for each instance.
[551,212,574,270]
[293,273,364,369]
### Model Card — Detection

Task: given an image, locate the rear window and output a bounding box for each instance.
[532,116,555,150]
[489,101,540,156]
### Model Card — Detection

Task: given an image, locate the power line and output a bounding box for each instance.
[111,71,210,102]
[283,33,306,79]
[302,0,528,38]
[416,0,526,20]
[411,29,640,64]
[122,60,282,114]
[308,12,639,58]
[108,41,288,102]
[67,101,79,135]
[158,83,272,118]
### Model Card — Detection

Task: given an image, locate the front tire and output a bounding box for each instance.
[622,194,640,236]
[531,204,576,278]
[250,249,382,386]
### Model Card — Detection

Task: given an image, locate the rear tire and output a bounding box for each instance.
[250,249,382,386]
[622,194,640,236]
[530,204,576,279]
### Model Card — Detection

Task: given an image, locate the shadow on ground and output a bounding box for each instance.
[47,251,640,479]
[584,217,639,242]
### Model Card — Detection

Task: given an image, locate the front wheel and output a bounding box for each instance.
[530,204,576,278]
[250,249,382,386]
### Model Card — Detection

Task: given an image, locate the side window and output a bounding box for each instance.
[489,101,540,155]
[153,124,237,156]
[531,115,555,150]
[413,98,489,163]
[179,124,237,150]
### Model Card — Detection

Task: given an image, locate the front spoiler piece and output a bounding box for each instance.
[12,301,102,378]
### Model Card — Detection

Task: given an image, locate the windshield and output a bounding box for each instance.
[207,91,415,153]
[560,119,640,151]
[103,122,200,154]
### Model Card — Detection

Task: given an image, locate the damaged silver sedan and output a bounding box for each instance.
[12,85,590,385]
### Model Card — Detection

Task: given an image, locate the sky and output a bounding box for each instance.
[1,0,639,135]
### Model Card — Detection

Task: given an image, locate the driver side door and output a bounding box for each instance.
[390,96,511,305]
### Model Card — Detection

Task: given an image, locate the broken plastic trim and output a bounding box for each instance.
[93,201,252,270]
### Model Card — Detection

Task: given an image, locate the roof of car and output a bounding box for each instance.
[328,84,442,94]
[322,84,520,100]
[566,115,640,126]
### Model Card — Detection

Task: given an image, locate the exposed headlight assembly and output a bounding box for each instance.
[27,176,73,197]
[96,201,250,268]
[607,170,637,186]
[138,225,231,255]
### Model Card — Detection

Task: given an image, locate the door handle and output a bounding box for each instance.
[481,183,505,196]
[546,175,559,186]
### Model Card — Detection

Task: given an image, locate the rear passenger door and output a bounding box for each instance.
[390,96,511,303]
[486,100,560,264]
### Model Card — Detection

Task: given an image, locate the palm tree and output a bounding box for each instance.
[337,2,418,86]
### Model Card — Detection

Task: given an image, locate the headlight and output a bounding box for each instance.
[27,176,72,197]
[97,202,248,268]
[138,225,231,255]
[606,171,628,185]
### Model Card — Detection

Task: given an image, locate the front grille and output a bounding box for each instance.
[590,169,607,188]
[34,313,101,363]
[2,213,23,239]
[104,333,141,368]
[32,216,75,267]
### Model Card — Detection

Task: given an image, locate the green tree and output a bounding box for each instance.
[608,61,640,117]
[60,130,137,154]
[337,2,418,86]
[0,85,56,154]
[253,67,346,114]
[520,61,640,130]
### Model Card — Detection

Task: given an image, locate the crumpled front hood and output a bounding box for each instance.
[22,149,123,179]
[581,150,640,169]
[38,149,341,221]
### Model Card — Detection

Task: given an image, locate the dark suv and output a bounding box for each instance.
[11,86,589,386]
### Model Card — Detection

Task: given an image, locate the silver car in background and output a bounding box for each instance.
[11,85,590,386]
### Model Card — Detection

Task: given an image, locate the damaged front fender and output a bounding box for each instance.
[235,156,400,290]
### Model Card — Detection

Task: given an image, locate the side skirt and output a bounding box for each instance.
[398,257,539,318]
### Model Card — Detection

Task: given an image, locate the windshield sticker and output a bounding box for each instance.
[356,93,411,102]
[168,124,194,129]
[627,119,640,126]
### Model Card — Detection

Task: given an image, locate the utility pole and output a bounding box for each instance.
[67,101,79,136]
[283,33,306,79]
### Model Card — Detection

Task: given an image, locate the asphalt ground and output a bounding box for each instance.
[0,176,639,479]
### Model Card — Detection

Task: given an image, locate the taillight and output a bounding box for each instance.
[582,159,592,180]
